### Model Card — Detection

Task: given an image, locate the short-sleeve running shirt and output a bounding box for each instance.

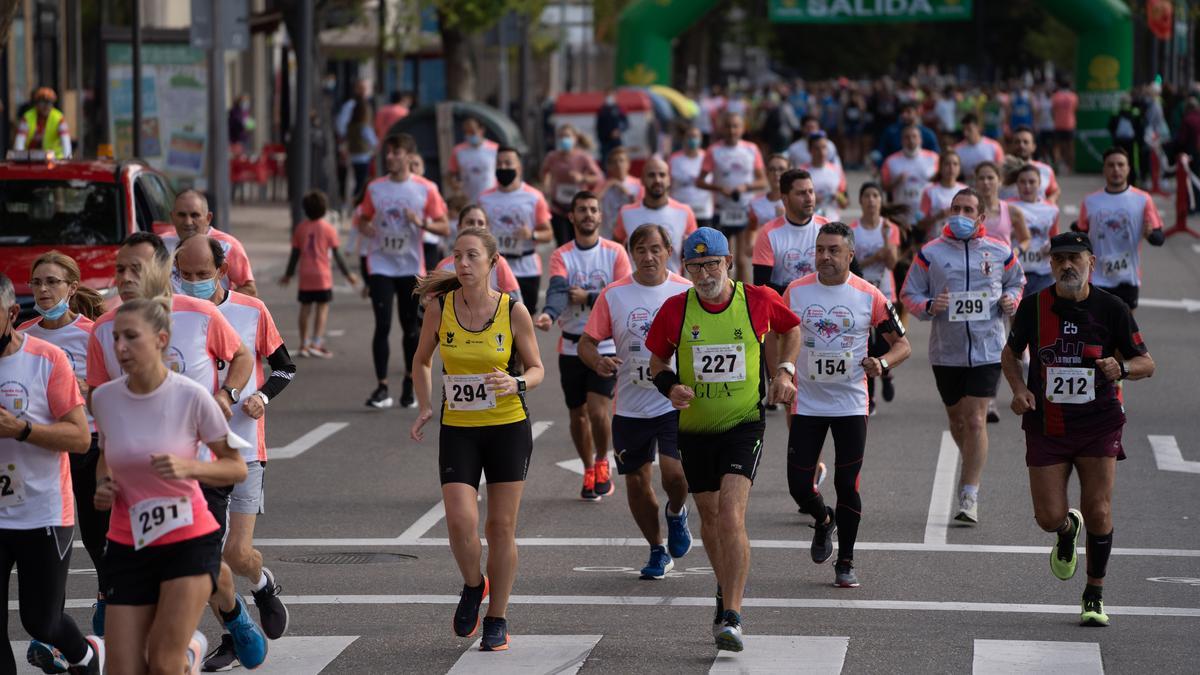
[786,274,903,417]
[882,149,940,214]
[804,163,847,221]
[548,238,632,355]
[165,228,254,292]
[19,314,94,429]
[0,335,84,529]
[668,151,714,219]
[448,140,499,203]
[919,182,967,221]
[599,177,644,240]
[217,292,284,462]
[584,273,693,418]
[702,140,764,226]
[613,199,698,273]
[292,218,341,291]
[747,195,784,231]
[91,372,229,547]
[850,219,903,300]
[356,175,448,277]
[1077,187,1163,288]
[1007,285,1148,437]
[1008,199,1060,276]
[954,137,1005,179]
[479,183,552,279]
[752,215,830,289]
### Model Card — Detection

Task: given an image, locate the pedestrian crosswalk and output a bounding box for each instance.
[9,634,1109,674]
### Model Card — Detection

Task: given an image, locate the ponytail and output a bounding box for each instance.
[71,286,106,320]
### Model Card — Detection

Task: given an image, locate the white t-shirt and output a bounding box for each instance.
[480,183,552,279]
[356,175,448,277]
[669,151,714,219]
[583,273,693,418]
[449,140,498,203]
[919,182,967,221]
[613,199,698,274]
[0,335,84,529]
[748,195,784,231]
[752,215,829,288]
[217,292,284,462]
[786,139,841,170]
[804,163,847,221]
[548,238,632,355]
[882,149,940,214]
[19,314,94,429]
[786,274,898,417]
[954,137,1005,179]
[850,219,903,301]
[1078,187,1162,287]
[703,140,765,227]
[600,177,644,240]
[998,160,1059,202]
[1009,199,1060,276]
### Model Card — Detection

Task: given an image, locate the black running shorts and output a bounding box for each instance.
[439,419,533,489]
[103,530,222,606]
[677,420,766,493]
[559,354,616,409]
[932,363,1002,406]
[612,411,680,475]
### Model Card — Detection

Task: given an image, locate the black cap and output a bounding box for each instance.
[1048,231,1092,254]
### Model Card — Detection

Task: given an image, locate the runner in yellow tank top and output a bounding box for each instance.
[410,227,544,652]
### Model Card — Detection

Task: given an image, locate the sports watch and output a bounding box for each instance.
[221,385,241,403]
[515,376,527,393]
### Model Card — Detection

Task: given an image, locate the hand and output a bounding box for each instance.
[410,407,434,441]
[406,209,423,229]
[768,374,797,406]
[567,287,589,305]
[668,383,695,410]
[862,356,884,378]
[1010,389,1037,415]
[1000,295,1016,316]
[595,355,623,378]
[346,272,361,287]
[278,275,291,286]
[1095,357,1122,382]
[568,170,584,184]
[76,377,90,400]
[930,290,951,315]
[516,225,533,240]
[359,220,377,238]
[485,367,519,396]
[721,186,736,198]
[836,193,850,208]
[0,407,25,438]
[150,454,193,481]
[94,478,117,511]
[241,394,266,420]
[534,313,553,331]
[214,392,234,420]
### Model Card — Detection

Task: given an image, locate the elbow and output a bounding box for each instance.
[68,428,92,454]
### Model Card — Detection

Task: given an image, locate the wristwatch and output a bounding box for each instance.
[256,391,270,405]
[515,376,527,393]
[1117,360,1128,380]
[777,361,796,377]
[878,357,890,374]
[221,385,241,403]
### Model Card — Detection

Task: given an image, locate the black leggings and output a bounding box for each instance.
[0,527,89,671]
[367,274,420,382]
[516,275,541,313]
[69,436,110,593]
[787,415,868,562]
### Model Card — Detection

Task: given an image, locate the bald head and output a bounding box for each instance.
[642,156,670,202]
[175,235,226,301]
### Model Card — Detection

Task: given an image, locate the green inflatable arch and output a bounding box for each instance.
[615,0,1131,171]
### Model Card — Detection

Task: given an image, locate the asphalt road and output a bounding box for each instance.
[8,171,1200,674]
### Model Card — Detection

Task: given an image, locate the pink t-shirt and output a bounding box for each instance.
[292,218,341,291]
[539,151,605,213]
[1051,91,1078,131]
[91,372,229,547]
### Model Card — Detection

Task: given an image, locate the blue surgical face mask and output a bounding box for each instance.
[467,133,483,147]
[686,137,701,150]
[558,136,575,152]
[35,297,69,321]
[947,214,979,240]
[180,277,217,299]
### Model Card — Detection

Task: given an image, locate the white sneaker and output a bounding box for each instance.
[954,491,979,524]
[186,630,208,675]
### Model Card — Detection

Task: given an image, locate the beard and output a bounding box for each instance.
[695,276,725,300]
[1056,271,1085,292]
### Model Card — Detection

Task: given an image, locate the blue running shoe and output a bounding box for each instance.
[639,545,674,580]
[91,599,106,637]
[223,594,268,669]
[26,640,68,674]
[665,504,693,558]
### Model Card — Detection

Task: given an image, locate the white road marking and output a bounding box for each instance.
[281,328,347,338]
[269,422,349,459]
[925,431,960,545]
[711,635,849,674]
[1061,204,1079,216]
[9,637,359,674]
[1148,435,1200,474]
[973,639,1103,674]
[395,421,554,543]
[1192,243,1200,255]
[1137,297,1200,312]
[447,634,602,675]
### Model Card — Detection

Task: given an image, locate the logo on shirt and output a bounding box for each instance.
[782,248,816,279]
[626,307,655,338]
[980,260,993,277]
[165,347,187,375]
[1039,338,1083,365]
[495,333,505,350]
[444,331,455,345]
[570,270,610,292]
[0,381,30,419]
[801,304,855,345]
[733,328,744,340]
[1095,208,1132,238]
[690,324,701,340]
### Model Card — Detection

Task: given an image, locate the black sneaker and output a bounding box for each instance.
[366,384,393,409]
[201,634,238,672]
[810,506,837,564]
[833,560,860,588]
[453,577,489,638]
[251,567,289,640]
[400,377,416,408]
[882,376,895,402]
[479,616,509,651]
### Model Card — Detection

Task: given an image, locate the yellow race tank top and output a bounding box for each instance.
[438,290,528,427]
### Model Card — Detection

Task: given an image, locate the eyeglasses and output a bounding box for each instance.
[29,277,67,289]
[684,259,725,275]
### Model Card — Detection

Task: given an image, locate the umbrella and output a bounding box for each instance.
[649,85,700,119]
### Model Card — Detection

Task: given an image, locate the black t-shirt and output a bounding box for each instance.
[1007,284,1148,437]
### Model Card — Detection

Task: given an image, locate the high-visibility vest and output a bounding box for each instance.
[23,107,65,156]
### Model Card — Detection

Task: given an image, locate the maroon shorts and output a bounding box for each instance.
[1024,426,1126,467]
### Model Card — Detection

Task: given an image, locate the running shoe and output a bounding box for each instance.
[640,545,674,580]
[882,375,895,402]
[366,384,393,409]
[66,636,104,675]
[308,345,333,359]
[187,631,209,675]
[1080,595,1110,627]
[714,610,744,652]
[810,506,837,564]
[986,400,1000,423]
[580,467,599,502]
[26,640,68,674]
[954,490,979,524]
[479,616,510,651]
[400,377,417,408]
[665,504,693,558]
[833,560,861,588]
[223,594,268,669]
[453,577,489,638]
[202,634,238,672]
[594,460,615,497]
[712,587,724,638]
[252,567,289,639]
[1051,508,1083,581]
[296,346,311,358]
[91,598,105,637]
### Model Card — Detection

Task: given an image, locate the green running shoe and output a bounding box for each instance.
[1051,508,1083,581]
[1080,595,1109,627]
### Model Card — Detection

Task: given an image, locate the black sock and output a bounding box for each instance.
[1055,518,1074,537]
[1083,583,1104,600]
[1086,530,1113,580]
[220,600,242,623]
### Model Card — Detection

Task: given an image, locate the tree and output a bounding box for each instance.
[0,0,19,47]
[427,0,547,101]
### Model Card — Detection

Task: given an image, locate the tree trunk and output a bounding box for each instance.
[0,0,19,47]
[439,10,476,101]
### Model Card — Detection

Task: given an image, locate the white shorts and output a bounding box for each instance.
[229,461,266,515]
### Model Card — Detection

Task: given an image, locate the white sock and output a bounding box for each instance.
[253,571,269,591]
[961,484,979,497]
[666,503,685,517]
[71,645,93,667]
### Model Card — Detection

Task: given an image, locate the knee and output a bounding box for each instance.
[19,610,54,640]
[444,511,479,538]
[717,507,745,534]
[222,544,257,576]
[484,514,518,542]
[147,644,185,675]
[661,470,688,496]
[1032,508,1066,532]
[1080,499,1111,528]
